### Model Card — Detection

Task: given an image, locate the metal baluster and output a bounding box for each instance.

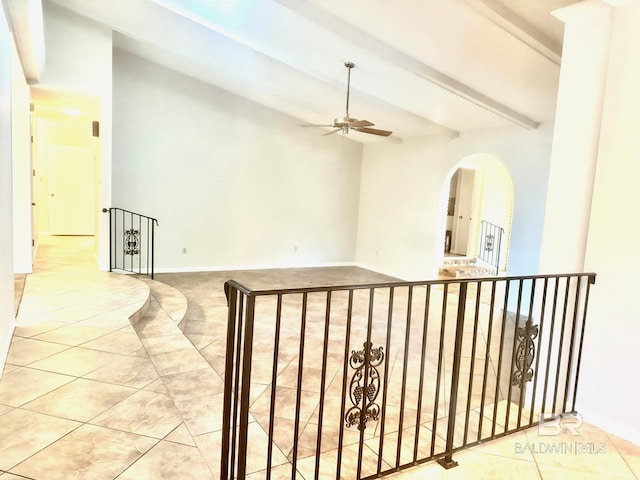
[571,275,596,412]
[517,278,537,428]
[337,290,354,480]
[505,279,524,431]
[431,284,449,457]
[314,292,332,478]
[437,282,468,469]
[492,280,511,437]
[463,281,482,445]
[291,293,308,479]
[356,289,376,479]
[266,294,283,479]
[414,285,432,462]
[477,280,497,442]
[395,286,413,468]
[542,277,560,417]
[376,287,395,475]
[552,277,572,414]
[529,278,549,425]
[563,276,584,412]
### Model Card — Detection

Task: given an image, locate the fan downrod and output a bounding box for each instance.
[344,61,354,117]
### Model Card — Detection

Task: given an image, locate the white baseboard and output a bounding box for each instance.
[0,316,16,378]
[154,261,356,274]
[13,264,33,274]
[577,405,640,445]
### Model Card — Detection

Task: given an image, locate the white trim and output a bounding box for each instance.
[577,405,640,445]
[154,261,356,274]
[0,315,16,376]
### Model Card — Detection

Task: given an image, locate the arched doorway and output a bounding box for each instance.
[438,154,514,276]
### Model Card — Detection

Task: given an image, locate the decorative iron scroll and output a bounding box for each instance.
[512,319,539,386]
[345,342,384,431]
[485,234,495,252]
[124,229,140,255]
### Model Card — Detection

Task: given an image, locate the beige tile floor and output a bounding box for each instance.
[0,235,638,479]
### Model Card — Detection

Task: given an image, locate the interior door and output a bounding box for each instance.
[47,145,95,235]
[451,168,475,255]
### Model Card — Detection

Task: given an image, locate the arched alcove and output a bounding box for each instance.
[435,154,514,275]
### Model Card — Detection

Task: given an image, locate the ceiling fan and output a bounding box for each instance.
[299,62,392,137]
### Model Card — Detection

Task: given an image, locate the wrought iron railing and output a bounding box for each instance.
[479,220,504,274]
[221,272,596,479]
[102,207,158,279]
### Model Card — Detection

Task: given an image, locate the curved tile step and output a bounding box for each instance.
[120,275,152,325]
[134,277,189,331]
[127,278,225,462]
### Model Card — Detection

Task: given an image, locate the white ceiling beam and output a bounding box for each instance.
[461,0,563,66]
[48,0,459,140]
[149,0,460,138]
[349,87,461,139]
[3,0,46,82]
[274,0,539,130]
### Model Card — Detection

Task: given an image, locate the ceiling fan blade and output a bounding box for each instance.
[299,123,335,128]
[356,126,393,137]
[322,128,342,136]
[351,119,374,128]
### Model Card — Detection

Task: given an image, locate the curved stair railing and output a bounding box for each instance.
[222,272,596,479]
[102,207,158,279]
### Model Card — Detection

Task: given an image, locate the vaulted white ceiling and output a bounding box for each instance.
[21,0,581,142]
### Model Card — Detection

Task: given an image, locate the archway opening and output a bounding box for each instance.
[437,154,514,276]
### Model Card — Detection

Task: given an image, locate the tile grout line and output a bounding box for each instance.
[603,430,640,480]
[127,283,221,479]
[2,250,160,478]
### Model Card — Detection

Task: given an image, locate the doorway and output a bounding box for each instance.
[30,89,101,242]
[47,145,95,235]
[439,155,514,273]
[449,168,478,256]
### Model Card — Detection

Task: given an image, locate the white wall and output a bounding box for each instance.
[112,50,363,271]
[356,124,554,280]
[0,4,16,373]
[539,1,612,274]
[39,1,111,95]
[39,1,112,268]
[11,37,31,274]
[580,0,640,444]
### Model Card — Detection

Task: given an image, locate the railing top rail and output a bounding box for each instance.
[224,272,596,298]
[480,219,505,231]
[102,207,159,226]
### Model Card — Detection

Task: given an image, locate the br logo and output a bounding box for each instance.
[538,412,583,436]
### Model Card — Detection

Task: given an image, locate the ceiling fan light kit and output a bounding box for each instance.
[300,61,393,137]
